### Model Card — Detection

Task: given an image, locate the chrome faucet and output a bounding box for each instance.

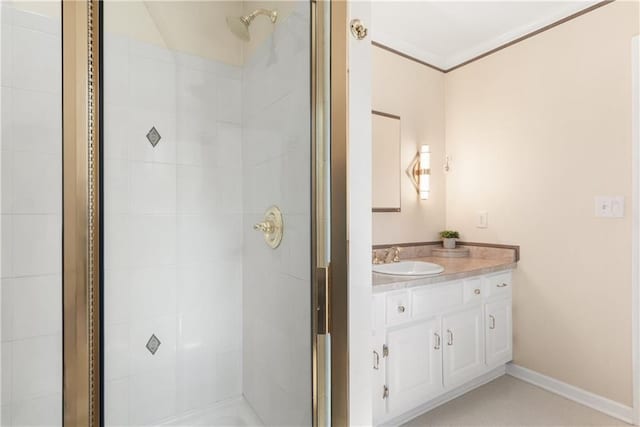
[384,246,400,263]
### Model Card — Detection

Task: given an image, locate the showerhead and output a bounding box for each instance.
[226,8,278,42]
[226,16,251,41]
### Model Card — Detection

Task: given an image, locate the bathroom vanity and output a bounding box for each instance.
[371,246,517,426]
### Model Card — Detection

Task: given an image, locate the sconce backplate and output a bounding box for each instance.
[406,153,421,192]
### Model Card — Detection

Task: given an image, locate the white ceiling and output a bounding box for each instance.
[371,1,598,70]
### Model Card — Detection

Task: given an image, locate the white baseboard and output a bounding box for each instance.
[506,363,634,425]
[379,366,506,426]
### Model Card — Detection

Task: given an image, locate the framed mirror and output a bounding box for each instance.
[372,110,401,212]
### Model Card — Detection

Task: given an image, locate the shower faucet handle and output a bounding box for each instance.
[253,206,284,249]
[253,220,274,234]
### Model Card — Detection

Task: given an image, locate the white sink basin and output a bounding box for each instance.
[373,261,444,277]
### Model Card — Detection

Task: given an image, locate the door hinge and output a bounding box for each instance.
[382,344,389,358]
[382,385,389,399]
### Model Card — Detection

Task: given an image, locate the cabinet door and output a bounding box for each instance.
[372,332,387,421]
[443,307,484,388]
[372,295,387,421]
[486,298,513,366]
[386,317,443,415]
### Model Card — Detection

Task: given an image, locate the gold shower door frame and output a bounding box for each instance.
[62,0,101,425]
[61,1,348,426]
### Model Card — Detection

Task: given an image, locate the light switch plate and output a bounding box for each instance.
[477,211,488,228]
[595,196,612,217]
[595,196,625,218]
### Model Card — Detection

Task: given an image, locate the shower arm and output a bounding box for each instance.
[242,8,278,25]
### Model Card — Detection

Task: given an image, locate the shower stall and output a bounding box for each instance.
[102,1,316,424]
[1,0,342,425]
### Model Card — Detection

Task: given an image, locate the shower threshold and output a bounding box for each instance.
[159,396,263,426]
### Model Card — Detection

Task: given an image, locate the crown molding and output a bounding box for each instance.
[372,0,614,73]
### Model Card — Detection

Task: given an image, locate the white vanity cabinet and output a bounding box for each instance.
[485,297,512,366]
[386,317,443,414]
[372,270,513,425]
[442,306,485,388]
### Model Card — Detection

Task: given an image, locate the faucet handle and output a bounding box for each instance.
[392,246,401,262]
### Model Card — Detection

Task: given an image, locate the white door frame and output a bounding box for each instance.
[632,34,639,426]
[347,0,373,425]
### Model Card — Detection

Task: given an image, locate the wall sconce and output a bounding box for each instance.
[406,144,430,200]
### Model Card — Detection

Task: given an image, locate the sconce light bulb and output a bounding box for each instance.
[419,145,430,200]
[419,145,430,169]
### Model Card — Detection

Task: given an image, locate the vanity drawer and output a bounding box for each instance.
[386,291,411,324]
[484,271,512,297]
[412,281,463,318]
[463,277,484,304]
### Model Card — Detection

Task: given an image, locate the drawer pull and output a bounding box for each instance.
[373,350,380,370]
[447,329,453,346]
[489,314,496,329]
[397,305,406,313]
[434,333,441,350]
[474,289,481,295]
[497,283,508,288]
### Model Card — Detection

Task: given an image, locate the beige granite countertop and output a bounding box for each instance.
[372,256,517,294]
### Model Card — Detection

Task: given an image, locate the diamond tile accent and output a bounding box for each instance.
[146,334,161,355]
[146,126,162,147]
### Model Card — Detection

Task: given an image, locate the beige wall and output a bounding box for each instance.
[445,1,639,405]
[105,1,244,65]
[372,46,446,245]
[12,1,246,64]
[18,0,294,66]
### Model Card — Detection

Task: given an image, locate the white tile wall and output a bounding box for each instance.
[103,28,244,425]
[1,4,62,426]
[242,2,312,425]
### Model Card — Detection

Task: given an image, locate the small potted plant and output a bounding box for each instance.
[439,230,460,249]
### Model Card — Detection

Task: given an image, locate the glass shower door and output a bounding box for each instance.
[102,1,315,425]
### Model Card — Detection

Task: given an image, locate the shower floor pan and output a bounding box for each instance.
[159,397,263,426]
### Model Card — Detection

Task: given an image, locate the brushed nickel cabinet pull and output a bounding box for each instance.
[434,333,441,350]
[489,315,496,329]
[497,283,508,288]
[447,329,453,346]
[373,350,380,370]
[474,288,481,295]
[397,305,406,313]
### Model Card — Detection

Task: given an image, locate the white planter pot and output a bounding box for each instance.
[443,238,456,249]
